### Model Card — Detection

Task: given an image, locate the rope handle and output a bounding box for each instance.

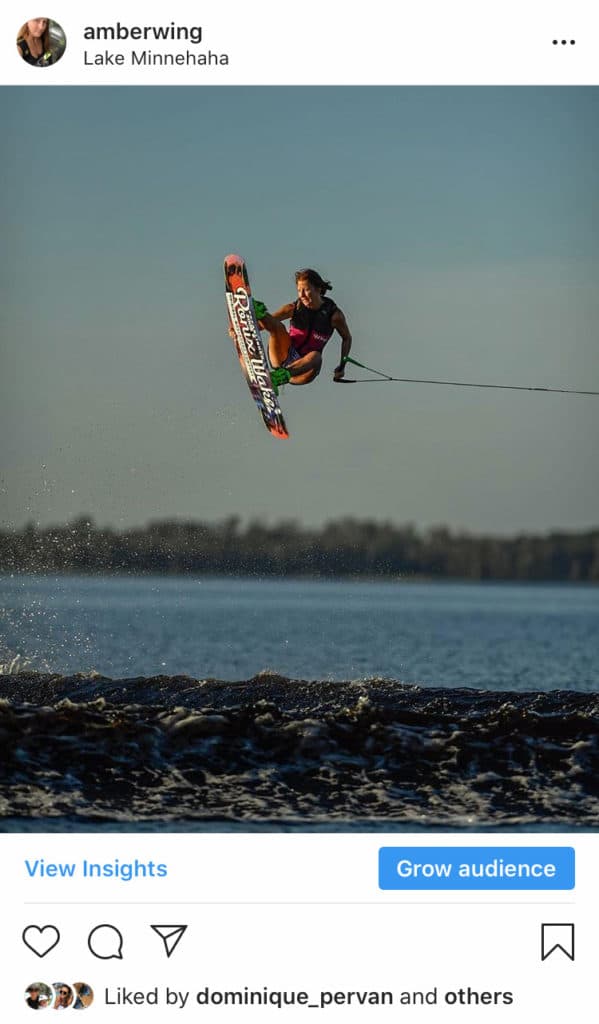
[334,356,599,396]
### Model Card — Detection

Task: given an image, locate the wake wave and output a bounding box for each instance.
[1,672,598,827]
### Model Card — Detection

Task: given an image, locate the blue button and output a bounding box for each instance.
[379,847,575,890]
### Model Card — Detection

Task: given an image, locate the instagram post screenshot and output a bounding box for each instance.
[1,1,598,1018]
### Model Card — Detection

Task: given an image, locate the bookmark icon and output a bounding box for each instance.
[541,923,575,961]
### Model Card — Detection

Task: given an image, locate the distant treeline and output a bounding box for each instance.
[1,517,599,581]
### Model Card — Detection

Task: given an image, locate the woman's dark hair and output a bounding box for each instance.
[17,20,51,51]
[294,268,333,295]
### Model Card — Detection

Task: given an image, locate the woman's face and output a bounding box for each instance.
[57,987,71,1006]
[27,18,48,37]
[296,277,322,309]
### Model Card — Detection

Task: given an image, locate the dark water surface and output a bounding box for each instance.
[1,576,598,829]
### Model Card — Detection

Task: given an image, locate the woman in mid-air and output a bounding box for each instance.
[254,268,353,390]
[229,266,350,389]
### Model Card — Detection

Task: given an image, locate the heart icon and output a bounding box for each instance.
[22,925,61,958]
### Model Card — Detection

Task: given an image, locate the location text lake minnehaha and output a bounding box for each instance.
[83,51,229,66]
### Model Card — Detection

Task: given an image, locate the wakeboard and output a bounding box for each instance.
[224,253,289,439]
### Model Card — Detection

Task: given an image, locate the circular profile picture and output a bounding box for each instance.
[73,983,94,1010]
[25,982,53,1009]
[16,17,66,67]
[53,983,74,1010]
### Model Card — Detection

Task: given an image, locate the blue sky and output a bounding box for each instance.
[2,87,598,532]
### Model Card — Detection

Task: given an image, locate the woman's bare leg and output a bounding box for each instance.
[259,313,292,367]
[288,351,322,385]
[258,315,322,385]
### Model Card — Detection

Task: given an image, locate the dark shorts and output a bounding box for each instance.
[282,345,302,367]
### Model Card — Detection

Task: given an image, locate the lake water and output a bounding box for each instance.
[1,574,598,690]
[1,575,598,828]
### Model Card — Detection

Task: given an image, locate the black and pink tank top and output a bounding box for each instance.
[288,297,338,357]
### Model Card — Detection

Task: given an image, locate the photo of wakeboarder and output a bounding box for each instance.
[1,87,598,830]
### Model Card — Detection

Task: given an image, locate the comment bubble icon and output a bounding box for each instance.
[88,924,124,960]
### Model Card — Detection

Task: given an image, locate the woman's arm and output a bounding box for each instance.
[269,301,295,322]
[331,309,352,380]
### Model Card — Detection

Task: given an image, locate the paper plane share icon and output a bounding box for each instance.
[150,925,188,958]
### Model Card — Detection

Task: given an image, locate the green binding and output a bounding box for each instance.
[270,367,291,395]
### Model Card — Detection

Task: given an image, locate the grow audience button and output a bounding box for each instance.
[378,847,575,890]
